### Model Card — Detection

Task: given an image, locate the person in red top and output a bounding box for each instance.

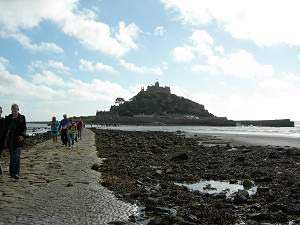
[76,119,84,140]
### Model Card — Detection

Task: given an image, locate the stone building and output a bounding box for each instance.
[145,82,171,94]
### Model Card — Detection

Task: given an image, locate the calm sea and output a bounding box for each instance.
[27,121,300,138]
[94,121,300,139]
[27,123,50,136]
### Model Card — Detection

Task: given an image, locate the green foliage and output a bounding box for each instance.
[110,90,214,117]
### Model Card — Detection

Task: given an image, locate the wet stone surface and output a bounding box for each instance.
[93,129,300,225]
[0,129,136,225]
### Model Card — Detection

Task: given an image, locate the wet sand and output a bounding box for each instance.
[214,133,300,148]
[0,129,136,225]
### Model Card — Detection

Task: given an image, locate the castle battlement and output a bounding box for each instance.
[145,82,171,94]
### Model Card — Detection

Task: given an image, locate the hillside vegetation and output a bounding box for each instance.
[110,90,214,117]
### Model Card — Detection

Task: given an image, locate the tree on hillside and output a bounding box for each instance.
[115,97,125,105]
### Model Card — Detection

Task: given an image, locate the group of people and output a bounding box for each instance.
[0,104,85,180]
[0,104,27,179]
[50,114,84,149]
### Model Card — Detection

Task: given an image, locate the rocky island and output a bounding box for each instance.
[92,82,294,127]
[96,82,234,126]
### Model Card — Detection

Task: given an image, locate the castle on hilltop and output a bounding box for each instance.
[141,82,171,94]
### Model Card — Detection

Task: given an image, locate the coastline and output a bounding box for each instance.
[186,132,300,148]
[93,128,300,225]
[217,133,300,148]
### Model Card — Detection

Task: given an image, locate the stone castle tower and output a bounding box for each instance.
[144,82,171,94]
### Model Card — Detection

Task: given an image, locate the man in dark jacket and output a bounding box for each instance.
[0,106,5,175]
[5,104,26,179]
[59,114,70,147]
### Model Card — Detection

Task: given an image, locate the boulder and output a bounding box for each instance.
[170,153,188,161]
[91,163,100,171]
[233,189,249,204]
[243,179,255,189]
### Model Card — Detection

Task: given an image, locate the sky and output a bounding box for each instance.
[0,0,300,121]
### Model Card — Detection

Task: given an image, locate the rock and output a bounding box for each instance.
[243,179,255,189]
[165,168,173,174]
[235,156,245,162]
[145,197,160,206]
[257,187,269,195]
[268,203,287,212]
[155,170,162,175]
[108,222,127,225]
[203,184,217,191]
[269,151,281,159]
[226,148,238,152]
[151,148,161,154]
[91,163,100,171]
[66,182,73,187]
[170,152,188,161]
[270,210,287,222]
[246,220,258,225]
[250,203,262,210]
[229,179,238,184]
[255,176,272,183]
[233,190,249,204]
[247,212,270,221]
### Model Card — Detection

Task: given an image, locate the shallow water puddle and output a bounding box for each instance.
[176,180,257,197]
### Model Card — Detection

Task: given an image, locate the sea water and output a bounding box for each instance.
[26,123,50,136]
[27,121,300,138]
[175,180,257,197]
[97,121,300,139]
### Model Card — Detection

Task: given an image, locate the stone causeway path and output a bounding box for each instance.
[0,129,136,225]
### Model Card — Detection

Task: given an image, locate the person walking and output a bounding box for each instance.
[5,104,27,179]
[77,119,84,140]
[68,119,77,148]
[0,106,5,175]
[50,116,60,144]
[59,114,70,147]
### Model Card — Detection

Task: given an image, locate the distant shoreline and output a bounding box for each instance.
[207,133,300,148]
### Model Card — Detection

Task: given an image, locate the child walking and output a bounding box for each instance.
[50,116,59,144]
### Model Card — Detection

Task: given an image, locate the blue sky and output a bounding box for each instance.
[0,0,300,121]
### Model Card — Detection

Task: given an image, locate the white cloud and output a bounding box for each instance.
[161,0,300,47]
[0,57,135,120]
[214,46,225,55]
[175,30,274,79]
[173,46,194,62]
[79,59,118,75]
[119,59,163,76]
[172,74,300,120]
[32,71,66,87]
[162,61,169,70]
[0,60,60,101]
[205,50,274,79]
[116,21,140,51]
[154,26,165,36]
[191,64,218,74]
[0,57,9,69]
[29,60,71,74]
[170,29,300,119]
[0,31,63,54]
[0,0,140,57]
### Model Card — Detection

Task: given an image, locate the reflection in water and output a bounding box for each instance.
[176,180,257,197]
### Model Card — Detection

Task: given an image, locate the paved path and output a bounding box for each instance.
[0,129,136,225]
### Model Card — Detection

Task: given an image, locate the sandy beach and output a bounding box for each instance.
[204,133,300,148]
[0,129,135,225]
